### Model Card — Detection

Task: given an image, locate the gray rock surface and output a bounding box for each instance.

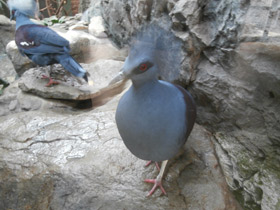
[0,15,15,54]
[0,94,240,209]
[0,54,17,83]
[89,16,107,38]
[81,0,102,22]
[100,0,280,209]
[18,60,124,100]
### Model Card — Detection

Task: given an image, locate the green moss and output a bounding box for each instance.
[276,199,280,210]
[232,188,261,210]
[236,152,260,179]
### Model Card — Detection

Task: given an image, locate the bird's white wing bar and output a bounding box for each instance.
[20,41,34,46]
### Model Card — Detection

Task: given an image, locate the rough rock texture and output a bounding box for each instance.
[81,0,102,22]
[79,0,93,13]
[0,15,15,54]
[18,60,124,100]
[0,95,240,209]
[0,54,17,83]
[100,0,280,209]
[0,59,127,118]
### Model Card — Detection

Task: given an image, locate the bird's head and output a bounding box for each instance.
[8,0,38,20]
[9,9,19,20]
[109,24,182,87]
[119,41,158,86]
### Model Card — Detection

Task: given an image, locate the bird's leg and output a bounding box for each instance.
[41,65,59,87]
[145,161,160,171]
[144,160,168,196]
[41,65,51,79]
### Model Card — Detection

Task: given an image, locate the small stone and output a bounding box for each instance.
[20,99,32,111]
[8,100,18,111]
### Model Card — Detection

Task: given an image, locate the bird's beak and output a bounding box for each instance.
[109,69,128,85]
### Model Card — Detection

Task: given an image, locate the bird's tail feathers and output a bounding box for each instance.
[57,55,87,81]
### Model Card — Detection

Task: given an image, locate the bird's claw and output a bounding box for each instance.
[45,80,59,87]
[41,75,59,87]
[145,161,160,171]
[41,75,49,79]
[144,178,167,196]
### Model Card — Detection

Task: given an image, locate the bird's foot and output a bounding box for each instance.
[41,75,49,79]
[41,75,59,87]
[145,161,160,171]
[144,178,167,196]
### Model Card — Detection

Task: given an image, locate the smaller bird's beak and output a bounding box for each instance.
[109,70,128,85]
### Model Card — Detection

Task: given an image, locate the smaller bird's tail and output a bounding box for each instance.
[56,54,88,82]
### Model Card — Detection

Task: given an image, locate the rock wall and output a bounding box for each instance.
[79,0,94,13]
[100,0,280,209]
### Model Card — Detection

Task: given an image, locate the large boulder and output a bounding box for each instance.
[0,59,125,117]
[17,60,124,100]
[100,0,280,209]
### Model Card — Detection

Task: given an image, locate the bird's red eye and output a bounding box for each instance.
[139,63,147,71]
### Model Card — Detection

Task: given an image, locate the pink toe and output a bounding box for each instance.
[144,179,167,196]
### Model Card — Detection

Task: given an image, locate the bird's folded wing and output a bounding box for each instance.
[18,25,70,54]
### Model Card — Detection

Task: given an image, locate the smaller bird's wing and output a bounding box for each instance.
[16,24,70,55]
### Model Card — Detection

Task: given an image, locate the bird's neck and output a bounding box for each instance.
[131,77,159,90]
[15,13,35,30]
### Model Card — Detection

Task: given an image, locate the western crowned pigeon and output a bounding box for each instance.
[112,24,196,196]
[8,0,88,86]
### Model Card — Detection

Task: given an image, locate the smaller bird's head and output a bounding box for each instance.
[8,0,38,20]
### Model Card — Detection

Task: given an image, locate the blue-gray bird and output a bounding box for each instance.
[112,25,196,196]
[8,0,88,86]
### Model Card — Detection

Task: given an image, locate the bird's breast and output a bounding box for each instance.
[115,82,187,161]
